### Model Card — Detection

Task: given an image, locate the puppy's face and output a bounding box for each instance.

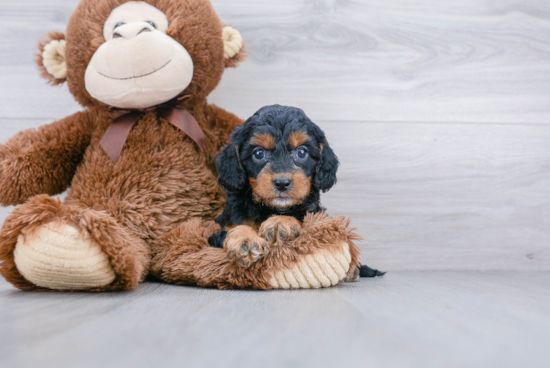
[241,129,320,208]
[217,105,339,208]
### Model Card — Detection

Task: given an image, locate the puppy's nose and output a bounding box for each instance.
[273,178,292,192]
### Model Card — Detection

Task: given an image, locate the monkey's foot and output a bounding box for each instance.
[13,222,116,290]
[269,242,352,289]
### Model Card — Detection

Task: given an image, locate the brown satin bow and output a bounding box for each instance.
[100,106,205,162]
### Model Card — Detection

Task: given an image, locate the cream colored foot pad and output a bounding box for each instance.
[13,223,116,290]
[269,242,352,289]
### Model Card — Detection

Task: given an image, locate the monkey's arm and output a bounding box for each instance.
[0,111,94,206]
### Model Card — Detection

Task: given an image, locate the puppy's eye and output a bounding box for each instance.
[114,22,126,29]
[145,21,156,28]
[253,149,266,162]
[295,147,309,161]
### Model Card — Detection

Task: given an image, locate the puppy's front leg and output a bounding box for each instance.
[208,231,228,248]
[224,226,269,268]
[259,216,302,245]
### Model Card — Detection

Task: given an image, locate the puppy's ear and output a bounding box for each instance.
[217,144,247,191]
[314,139,339,192]
[223,26,246,68]
[36,31,67,85]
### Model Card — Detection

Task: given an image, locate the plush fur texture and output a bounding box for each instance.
[151,212,361,289]
[0,0,363,291]
[36,32,67,86]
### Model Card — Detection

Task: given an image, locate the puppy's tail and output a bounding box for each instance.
[359,264,386,278]
[344,264,386,282]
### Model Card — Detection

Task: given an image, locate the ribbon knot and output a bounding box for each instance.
[100,107,205,162]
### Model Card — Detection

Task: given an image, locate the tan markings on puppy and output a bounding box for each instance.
[288,131,310,149]
[290,170,312,203]
[250,133,275,150]
[224,225,269,268]
[250,166,312,209]
[259,216,302,245]
[249,165,275,203]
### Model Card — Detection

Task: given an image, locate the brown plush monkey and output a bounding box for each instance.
[0,0,360,291]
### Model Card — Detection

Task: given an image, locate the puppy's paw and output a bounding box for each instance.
[224,226,269,268]
[344,266,361,283]
[259,216,302,245]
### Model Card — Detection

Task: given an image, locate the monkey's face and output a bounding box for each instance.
[85,2,194,109]
[36,0,245,109]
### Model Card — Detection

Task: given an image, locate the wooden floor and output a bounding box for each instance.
[1,1,550,367]
[1,272,549,368]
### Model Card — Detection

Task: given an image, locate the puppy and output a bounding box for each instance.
[209,105,384,278]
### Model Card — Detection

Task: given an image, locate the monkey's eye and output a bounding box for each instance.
[295,147,309,161]
[253,148,266,163]
[114,22,126,29]
[145,21,156,28]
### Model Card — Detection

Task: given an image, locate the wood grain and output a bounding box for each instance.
[320,120,550,271]
[210,0,550,124]
[1,273,549,368]
[1,0,550,123]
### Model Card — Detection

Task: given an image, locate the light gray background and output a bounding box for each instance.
[1,1,549,367]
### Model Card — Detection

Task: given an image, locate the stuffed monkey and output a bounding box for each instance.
[0,0,360,291]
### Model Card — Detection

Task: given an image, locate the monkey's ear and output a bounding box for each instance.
[217,144,247,191]
[36,32,67,85]
[222,26,246,68]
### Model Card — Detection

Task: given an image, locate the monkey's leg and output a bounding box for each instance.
[0,195,150,291]
[152,214,362,290]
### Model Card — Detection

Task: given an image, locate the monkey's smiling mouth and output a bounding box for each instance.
[98,59,172,80]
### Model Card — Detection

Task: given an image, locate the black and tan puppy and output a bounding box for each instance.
[209,105,383,278]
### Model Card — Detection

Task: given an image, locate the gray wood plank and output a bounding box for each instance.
[0,0,550,123]
[0,1,80,120]
[320,121,550,271]
[335,271,550,368]
[210,0,550,124]
[2,119,550,271]
[1,272,549,368]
